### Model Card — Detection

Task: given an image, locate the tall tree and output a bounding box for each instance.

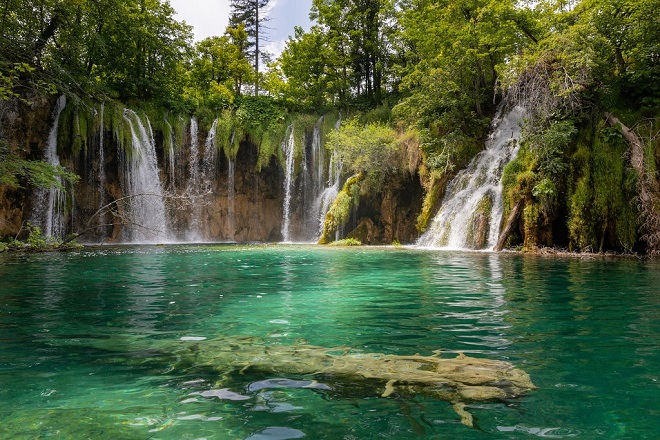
[229,0,270,95]
[311,0,395,106]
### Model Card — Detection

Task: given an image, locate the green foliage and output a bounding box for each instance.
[1,222,82,252]
[26,223,47,248]
[327,118,398,181]
[0,140,79,189]
[0,63,35,101]
[293,114,320,157]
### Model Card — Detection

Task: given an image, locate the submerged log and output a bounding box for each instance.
[170,336,536,426]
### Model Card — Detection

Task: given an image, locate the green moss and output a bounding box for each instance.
[328,238,362,246]
[57,101,74,156]
[416,170,446,233]
[258,118,288,171]
[318,173,362,244]
[72,111,83,155]
[162,118,173,155]
[215,111,235,159]
[567,121,638,252]
[293,113,319,156]
[522,202,541,250]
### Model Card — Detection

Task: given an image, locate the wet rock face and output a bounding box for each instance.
[0,97,52,237]
[197,150,284,242]
[349,174,424,244]
[1,103,423,244]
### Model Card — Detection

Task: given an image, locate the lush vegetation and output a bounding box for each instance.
[1,0,658,252]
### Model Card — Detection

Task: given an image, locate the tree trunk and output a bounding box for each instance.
[255,0,259,96]
[605,113,660,256]
[33,13,60,64]
[494,198,524,251]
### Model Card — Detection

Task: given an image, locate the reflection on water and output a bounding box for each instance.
[0,245,658,439]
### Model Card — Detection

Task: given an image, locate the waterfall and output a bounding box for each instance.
[97,102,107,229]
[165,119,176,189]
[120,109,169,243]
[187,117,200,191]
[186,118,202,241]
[185,118,218,241]
[227,158,235,240]
[299,116,326,241]
[283,116,344,242]
[417,106,526,250]
[98,102,106,202]
[309,117,343,241]
[31,95,67,238]
[315,150,343,237]
[281,125,295,242]
[203,118,218,185]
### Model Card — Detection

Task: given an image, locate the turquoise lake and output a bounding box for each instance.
[0,245,658,439]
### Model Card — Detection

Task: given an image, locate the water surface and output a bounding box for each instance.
[0,245,658,438]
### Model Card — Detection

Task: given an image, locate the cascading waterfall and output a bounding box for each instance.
[314,118,343,240]
[187,117,200,190]
[186,118,202,241]
[315,150,343,237]
[186,118,219,241]
[98,102,106,201]
[281,124,295,242]
[289,116,345,242]
[165,119,176,189]
[31,95,68,238]
[120,109,169,243]
[299,116,327,241]
[417,106,526,250]
[202,118,218,184]
[97,102,107,228]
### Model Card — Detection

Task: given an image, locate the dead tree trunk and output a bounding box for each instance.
[495,198,524,251]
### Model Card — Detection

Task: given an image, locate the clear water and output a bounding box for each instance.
[0,246,658,439]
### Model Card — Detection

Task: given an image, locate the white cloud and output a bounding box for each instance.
[169,0,313,49]
[169,0,231,41]
[264,39,287,60]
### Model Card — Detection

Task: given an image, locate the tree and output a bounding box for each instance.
[310,0,396,106]
[0,0,193,104]
[188,27,253,107]
[230,0,271,95]
[273,26,337,109]
[393,0,534,174]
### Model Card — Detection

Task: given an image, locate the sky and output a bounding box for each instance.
[169,0,314,58]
